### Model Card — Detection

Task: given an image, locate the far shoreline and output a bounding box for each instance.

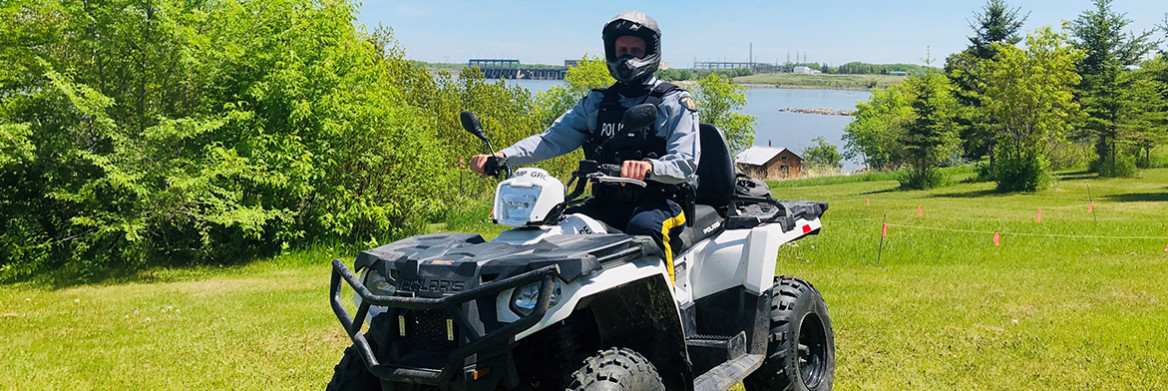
[734,83,875,91]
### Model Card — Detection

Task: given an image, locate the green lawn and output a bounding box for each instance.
[3,169,1167,389]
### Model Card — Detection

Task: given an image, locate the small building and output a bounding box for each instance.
[792,65,821,75]
[736,146,802,179]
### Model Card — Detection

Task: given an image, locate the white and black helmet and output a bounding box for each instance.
[602,11,661,85]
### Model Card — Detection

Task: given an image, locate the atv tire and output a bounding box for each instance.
[567,347,665,391]
[744,276,835,391]
[326,333,382,391]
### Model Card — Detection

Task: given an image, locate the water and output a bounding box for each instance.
[502,79,871,173]
[741,88,870,173]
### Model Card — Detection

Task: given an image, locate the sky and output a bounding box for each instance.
[355,0,1166,68]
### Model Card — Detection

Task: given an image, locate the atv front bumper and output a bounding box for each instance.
[330,259,559,390]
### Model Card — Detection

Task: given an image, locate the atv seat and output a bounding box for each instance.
[694,123,735,212]
[676,123,735,251]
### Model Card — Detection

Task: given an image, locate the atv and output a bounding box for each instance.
[327,106,834,391]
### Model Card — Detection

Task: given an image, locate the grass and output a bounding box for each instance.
[769,165,977,189]
[0,247,353,389]
[3,168,1167,389]
[774,167,1168,390]
[733,73,906,90]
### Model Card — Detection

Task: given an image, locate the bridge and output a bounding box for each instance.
[468,59,566,80]
[694,61,760,71]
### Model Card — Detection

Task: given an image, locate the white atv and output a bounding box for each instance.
[327,108,834,391]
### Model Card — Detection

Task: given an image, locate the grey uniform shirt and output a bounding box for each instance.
[499,78,701,185]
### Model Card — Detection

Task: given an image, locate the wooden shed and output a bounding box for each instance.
[735,146,802,180]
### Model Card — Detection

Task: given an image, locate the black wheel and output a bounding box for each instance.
[326,333,382,391]
[744,276,835,391]
[567,347,665,391]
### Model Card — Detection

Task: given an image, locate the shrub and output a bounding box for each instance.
[898,168,946,190]
[1047,140,1094,171]
[1091,154,1138,178]
[0,0,536,280]
[994,156,1055,192]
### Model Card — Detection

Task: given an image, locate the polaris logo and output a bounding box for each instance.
[397,279,466,293]
[702,220,722,235]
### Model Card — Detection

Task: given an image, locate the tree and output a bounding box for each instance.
[693,73,757,153]
[980,27,1083,191]
[1070,0,1161,176]
[534,56,613,129]
[0,0,540,280]
[899,70,959,189]
[525,56,614,178]
[946,0,1029,164]
[967,0,1029,60]
[843,84,912,171]
[1119,58,1168,168]
[803,137,842,170]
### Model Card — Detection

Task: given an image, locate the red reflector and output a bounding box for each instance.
[802,225,812,233]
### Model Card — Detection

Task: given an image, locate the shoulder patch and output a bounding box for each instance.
[680,96,698,112]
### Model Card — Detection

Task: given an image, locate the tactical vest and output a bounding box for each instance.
[584,82,682,203]
[583,82,680,165]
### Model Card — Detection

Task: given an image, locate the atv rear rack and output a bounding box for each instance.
[330,260,559,388]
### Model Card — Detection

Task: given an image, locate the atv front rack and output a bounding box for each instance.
[330,260,559,388]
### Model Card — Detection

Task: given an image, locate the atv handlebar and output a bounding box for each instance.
[483,156,511,179]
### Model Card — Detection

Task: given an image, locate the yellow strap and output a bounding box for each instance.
[660,211,687,285]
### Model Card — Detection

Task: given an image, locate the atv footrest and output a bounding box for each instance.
[693,353,764,391]
[685,331,746,376]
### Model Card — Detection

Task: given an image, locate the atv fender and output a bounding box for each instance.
[503,258,693,391]
[505,256,674,338]
[742,219,821,295]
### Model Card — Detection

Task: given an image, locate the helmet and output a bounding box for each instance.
[602,11,661,85]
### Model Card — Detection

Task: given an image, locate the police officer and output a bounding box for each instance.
[470,11,700,282]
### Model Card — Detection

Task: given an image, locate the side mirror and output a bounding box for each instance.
[621,103,657,131]
[460,110,497,154]
[460,111,489,144]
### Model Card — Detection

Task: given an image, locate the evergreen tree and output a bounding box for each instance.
[967,0,1029,60]
[899,69,959,189]
[1069,0,1160,176]
[1119,59,1168,168]
[945,0,1029,165]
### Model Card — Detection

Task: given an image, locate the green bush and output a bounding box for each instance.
[1047,140,1094,171]
[1091,154,1138,178]
[0,0,542,281]
[898,168,946,190]
[994,156,1055,192]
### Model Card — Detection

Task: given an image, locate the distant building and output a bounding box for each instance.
[736,146,802,179]
[793,66,821,75]
[564,60,579,67]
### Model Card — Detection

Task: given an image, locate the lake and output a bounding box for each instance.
[499,79,872,173]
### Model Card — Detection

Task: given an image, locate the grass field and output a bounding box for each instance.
[3,168,1167,389]
[733,73,907,90]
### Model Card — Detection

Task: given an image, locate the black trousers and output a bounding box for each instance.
[566,198,687,282]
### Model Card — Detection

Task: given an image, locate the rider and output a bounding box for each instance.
[471,11,700,283]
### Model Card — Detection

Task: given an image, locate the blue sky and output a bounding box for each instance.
[356,1,1166,68]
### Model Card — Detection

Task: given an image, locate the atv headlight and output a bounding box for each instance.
[493,168,565,227]
[497,185,542,226]
[510,280,561,316]
[363,269,397,296]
